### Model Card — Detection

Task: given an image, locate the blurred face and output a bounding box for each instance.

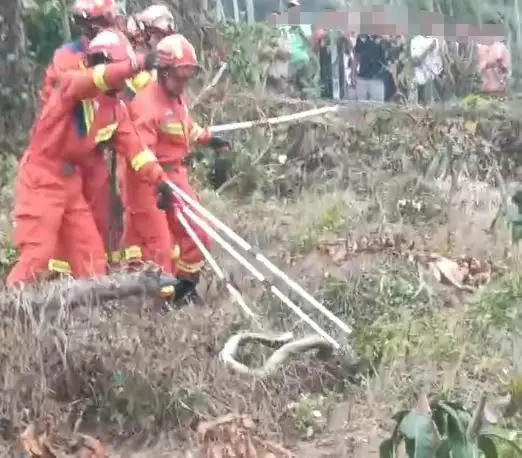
[431,23,445,39]
[159,65,198,97]
[147,28,167,47]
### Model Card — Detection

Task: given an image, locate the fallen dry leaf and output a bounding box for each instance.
[317,232,497,291]
[76,434,108,458]
[20,424,108,458]
[198,414,293,457]
[20,424,56,458]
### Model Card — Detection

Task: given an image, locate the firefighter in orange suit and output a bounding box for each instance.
[39,0,122,274]
[124,4,175,97]
[6,30,164,287]
[39,0,116,107]
[117,4,176,242]
[122,34,230,303]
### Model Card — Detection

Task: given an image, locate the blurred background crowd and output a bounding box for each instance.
[264,1,510,105]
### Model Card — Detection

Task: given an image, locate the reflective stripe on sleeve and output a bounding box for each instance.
[92,64,109,91]
[95,122,118,143]
[131,149,157,171]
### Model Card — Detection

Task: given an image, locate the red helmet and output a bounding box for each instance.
[85,29,136,66]
[136,5,175,35]
[72,0,117,19]
[156,34,201,76]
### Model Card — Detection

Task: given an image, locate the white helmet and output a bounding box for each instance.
[136,4,175,34]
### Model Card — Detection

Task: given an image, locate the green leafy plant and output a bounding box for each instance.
[218,23,281,90]
[511,190,522,244]
[0,232,18,279]
[380,393,522,458]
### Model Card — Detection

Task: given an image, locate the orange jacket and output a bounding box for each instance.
[39,39,87,107]
[27,61,164,185]
[125,82,212,166]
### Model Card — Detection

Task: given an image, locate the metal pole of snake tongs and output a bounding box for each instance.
[174,207,258,320]
[208,106,339,134]
[167,181,352,336]
[175,201,340,349]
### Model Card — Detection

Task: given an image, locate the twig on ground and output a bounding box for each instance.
[191,62,228,109]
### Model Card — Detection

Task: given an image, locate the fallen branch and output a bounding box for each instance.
[1,269,164,322]
[190,62,228,109]
[219,331,337,378]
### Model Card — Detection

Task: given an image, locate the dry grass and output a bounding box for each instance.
[0,101,521,456]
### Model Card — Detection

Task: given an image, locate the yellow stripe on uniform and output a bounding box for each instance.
[48,259,72,274]
[131,71,153,90]
[105,250,123,263]
[160,285,175,298]
[123,245,142,260]
[176,260,204,274]
[82,100,95,132]
[171,245,180,261]
[95,122,118,144]
[92,64,109,91]
[130,149,157,171]
[124,70,157,99]
[161,122,184,136]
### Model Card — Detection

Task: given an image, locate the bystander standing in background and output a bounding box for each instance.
[312,27,333,98]
[410,17,445,105]
[382,34,405,101]
[476,29,510,97]
[353,33,386,101]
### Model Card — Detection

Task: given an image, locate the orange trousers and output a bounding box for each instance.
[51,155,123,269]
[7,153,106,286]
[122,165,211,276]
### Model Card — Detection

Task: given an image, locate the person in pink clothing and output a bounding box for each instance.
[477,38,510,96]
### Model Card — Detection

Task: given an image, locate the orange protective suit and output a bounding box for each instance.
[7,61,165,286]
[39,39,124,271]
[40,40,87,107]
[38,40,87,274]
[118,70,157,222]
[121,81,212,276]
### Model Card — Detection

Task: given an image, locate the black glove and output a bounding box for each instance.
[144,50,157,71]
[156,181,173,211]
[209,136,230,152]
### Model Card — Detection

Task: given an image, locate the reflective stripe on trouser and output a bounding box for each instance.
[48,258,72,274]
[48,249,125,272]
[121,245,180,263]
[122,164,209,275]
[164,169,210,277]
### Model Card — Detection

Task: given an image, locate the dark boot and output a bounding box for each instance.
[172,275,204,307]
[159,273,204,309]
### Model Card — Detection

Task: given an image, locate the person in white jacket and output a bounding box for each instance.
[410,25,445,104]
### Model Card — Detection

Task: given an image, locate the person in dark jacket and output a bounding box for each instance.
[353,34,386,101]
